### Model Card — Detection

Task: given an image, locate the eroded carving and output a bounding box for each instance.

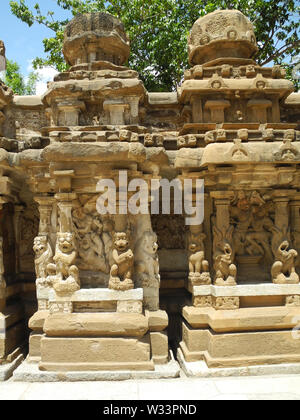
[135,231,160,288]
[109,232,134,291]
[33,235,53,279]
[213,225,237,286]
[271,228,299,284]
[188,227,211,285]
[49,232,80,295]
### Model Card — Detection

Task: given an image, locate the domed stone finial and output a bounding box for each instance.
[63,12,130,66]
[188,10,258,66]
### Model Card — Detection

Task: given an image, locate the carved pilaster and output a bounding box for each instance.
[290,195,300,269]
[35,196,55,236]
[271,191,299,284]
[211,192,237,286]
[51,193,80,304]
[33,196,56,311]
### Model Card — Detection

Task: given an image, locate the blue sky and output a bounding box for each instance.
[0,0,71,76]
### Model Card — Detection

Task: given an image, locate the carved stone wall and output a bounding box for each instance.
[0,9,299,377]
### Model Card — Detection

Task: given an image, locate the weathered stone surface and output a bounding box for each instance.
[150,332,169,364]
[181,325,300,368]
[40,336,154,371]
[188,9,258,65]
[183,306,300,332]
[43,313,149,337]
[28,311,49,332]
[145,310,169,332]
[63,13,130,66]
[0,8,299,379]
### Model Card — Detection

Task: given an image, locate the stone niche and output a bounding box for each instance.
[0,9,299,381]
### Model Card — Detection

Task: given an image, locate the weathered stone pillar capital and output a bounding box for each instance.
[210,191,234,206]
[272,190,295,201]
[34,195,56,207]
[53,170,75,193]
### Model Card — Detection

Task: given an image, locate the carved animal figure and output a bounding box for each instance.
[49,232,80,294]
[213,225,237,286]
[33,235,53,279]
[272,240,299,284]
[109,232,134,291]
[135,231,160,287]
[188,242,211,285]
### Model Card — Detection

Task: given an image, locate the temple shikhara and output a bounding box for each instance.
[0,9,300,381]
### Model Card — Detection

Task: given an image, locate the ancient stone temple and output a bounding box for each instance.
[0,9,299,381]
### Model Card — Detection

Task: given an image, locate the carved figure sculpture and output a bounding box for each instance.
[135,231,160,287]
[213,225,237,286]
[48,232,80,295]
[73,207,108,272]
[271,231,299,284]
[188,231,211,285]
[109,232,134,291]
[33,235,53,279]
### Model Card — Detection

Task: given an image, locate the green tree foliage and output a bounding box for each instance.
[9,0,300,91]
[4,59,40,95]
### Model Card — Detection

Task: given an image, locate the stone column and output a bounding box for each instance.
[210,192,238,306]
[204,100,230,124]
[49,193,79,314]
[56,100,86,126]
[127,96,140,124]
[135,174,161,311]
[271,191,299,284]
[181,174,211,290]
[191,96,203,123]
[34,196,55,311]
[211,191,233,234]
[103,100,129,125]
[247,99,272,124]
[272,191,291,232]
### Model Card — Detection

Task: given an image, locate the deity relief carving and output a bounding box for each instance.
[230,191,275,262]
[109,232,134,291]
[275,130,298,161]
[188,227,211,285]
[213,224,237,286]
[230,138,249,161]
[271,228,299,284]
[72,203,113,273]
[213,296,239,310]
[49,232,80,296]
[33,235,53,279]
[135,231,160,288]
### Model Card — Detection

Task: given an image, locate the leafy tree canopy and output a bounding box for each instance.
[4,59,40,95]
[9,0,300,91]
